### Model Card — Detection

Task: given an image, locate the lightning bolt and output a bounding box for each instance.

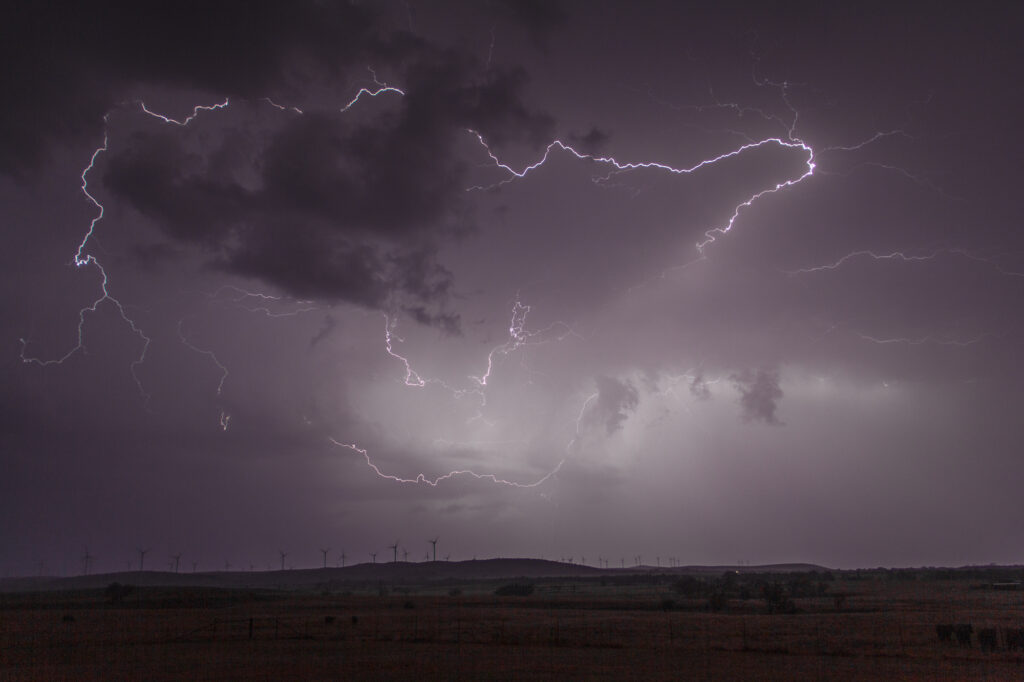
[177,319,228,396]
[19,98,235,403]
[18,131,152,402]
[339,68,405,113]
[383,297,577,398]
[786,248,1024,278]
[856,332,993,347]
[471,299,579,387]
[565,392,599,453]
[331,439,563,488]
[204,285,319,318]
[138,99,229,125]
[262,97,303,115]
[466,79,818,255]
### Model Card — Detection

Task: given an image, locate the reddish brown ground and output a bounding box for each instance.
[2,579,1022,680]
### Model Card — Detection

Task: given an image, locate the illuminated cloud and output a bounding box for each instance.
[731,369,783,425]
[585,376,640,435]
[4,2,1024,574]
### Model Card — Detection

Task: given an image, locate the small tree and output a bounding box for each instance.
[495,583,535,596]
[105,582,133,605]
[762,582,796,614]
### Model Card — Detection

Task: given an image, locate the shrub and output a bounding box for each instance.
[105,582,133,605]
[707,591,728,612]
[672,576,703,597]
[495,583,535,597]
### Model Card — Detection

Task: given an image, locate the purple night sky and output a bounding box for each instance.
[3,2,1023,575]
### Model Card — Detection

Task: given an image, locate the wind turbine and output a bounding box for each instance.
[389,541,399,564]
[340,550,347,567]
[320,547,330,569]
[370,551,377,564]
[171,553,181,573]
[279,550,288,571]
[402,547,409,562]
[81,548,93,576]
[429,537,439,562]
[137,547,150,572]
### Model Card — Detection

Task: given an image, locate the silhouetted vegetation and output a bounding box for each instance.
[494,583,535,596]
[104,582,133,604]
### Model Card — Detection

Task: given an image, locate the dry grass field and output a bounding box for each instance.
[2,570,1023,680]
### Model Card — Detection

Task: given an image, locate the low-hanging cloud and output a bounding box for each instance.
[730,369,783,425]
[585,376,640,435]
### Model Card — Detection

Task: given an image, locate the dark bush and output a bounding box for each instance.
[707,591,727,612]
[672,576,703,597]
[495,583,535,597]
[762,582,796,614]
[105,582,133,604]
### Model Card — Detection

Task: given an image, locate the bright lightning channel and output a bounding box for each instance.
[331,439,563,488]
[786,248,1024,278]
[19,131,152,402]
[466,97,817,254]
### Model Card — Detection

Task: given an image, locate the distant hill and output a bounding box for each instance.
[0,558,834,593]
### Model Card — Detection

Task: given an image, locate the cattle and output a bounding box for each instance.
[954,623,973,647]
[935,624,953,643]
[978,628,997,652]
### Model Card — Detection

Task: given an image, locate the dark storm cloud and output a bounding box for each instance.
[730,369,783,425]
[22,5,557,321]
[586,376,640,435]
[494,0,568,48]
[567,127,611,155]
[100,61,553,314]
[0,1,381,177]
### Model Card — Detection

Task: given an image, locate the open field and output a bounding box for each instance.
[2,565,1023,680]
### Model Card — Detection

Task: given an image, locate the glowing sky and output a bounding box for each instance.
[3,2,1023,575]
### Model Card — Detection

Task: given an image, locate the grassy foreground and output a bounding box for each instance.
[2,568,1023,680]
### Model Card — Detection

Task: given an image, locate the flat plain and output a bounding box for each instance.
[2,565,1023,680]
